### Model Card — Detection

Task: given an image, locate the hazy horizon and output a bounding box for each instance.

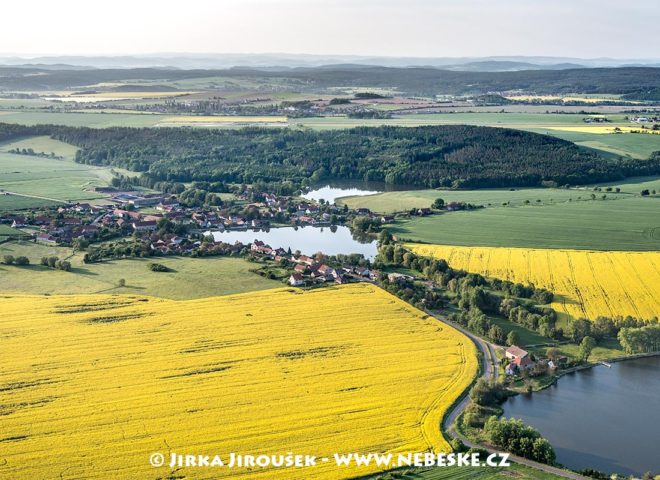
[3,0,658,59]
[2,52,659,62]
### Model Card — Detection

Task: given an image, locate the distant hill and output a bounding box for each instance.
[0,65,658,99]
[0,53,658,70]
[443,61,585,72]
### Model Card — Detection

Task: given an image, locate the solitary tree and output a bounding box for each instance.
[546,347,561,362]
[578,336,596,362]
[432,198,445,209]
[506,330,520,346]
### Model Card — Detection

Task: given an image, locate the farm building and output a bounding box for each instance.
[289,273,305,286]
[505,345,528,361]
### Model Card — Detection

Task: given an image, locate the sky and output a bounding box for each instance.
[2,0,659,59]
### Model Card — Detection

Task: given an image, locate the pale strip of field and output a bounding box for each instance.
[407,244,660,321]
[0,283,477,480]
[78,91,198,98]
[156,115,288,126]
[41,92,197,103]
[504,95,632,103]
[543,125,660,134]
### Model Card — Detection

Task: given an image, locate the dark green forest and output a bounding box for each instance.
[2,123,659,190]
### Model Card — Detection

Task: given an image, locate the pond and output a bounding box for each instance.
[207,225,378,259]
[501,356,660,476]
[302,181,419,204]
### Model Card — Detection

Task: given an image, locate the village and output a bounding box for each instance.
[1,189,354,251]
[0,179,458,257]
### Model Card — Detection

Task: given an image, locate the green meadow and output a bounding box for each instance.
[0,241,281,299]
[0,134,79,159]
[338,186,629,213]
[524,128,660,159]
[362,462,569,480]
[0,146,116,210]
[387,197,660,251]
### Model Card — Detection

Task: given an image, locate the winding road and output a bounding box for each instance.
[429,311,588,480]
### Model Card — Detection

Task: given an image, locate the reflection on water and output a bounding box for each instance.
[208,225,377,259]
[303,181,420,204]
[502,356,660,476]
[302,185,380,204]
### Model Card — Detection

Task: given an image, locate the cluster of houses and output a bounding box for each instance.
[629,115,659,124]
[582,116,611,123]
[2,203,102,245]
[249,240,375,287]
[0,186,356,247]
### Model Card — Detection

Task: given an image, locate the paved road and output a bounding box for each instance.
[1,190,67,203]
[428,311,588,480]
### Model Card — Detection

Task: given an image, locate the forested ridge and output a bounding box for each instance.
[2,123,659,190]
[1,66,659,98]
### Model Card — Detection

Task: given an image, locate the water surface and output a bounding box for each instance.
[208,225,377,259]
[502,356,660,476]
[303,181,420,204]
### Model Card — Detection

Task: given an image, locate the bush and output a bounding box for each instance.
[117,278,126,287]
[450,437,467,453]
[484,416,556,465]
[14,256,29,265]
[506,330,519,346]
[469,378,508,406]
[3,255,15,265]
[148,262,170,272]
[56,260,71,272]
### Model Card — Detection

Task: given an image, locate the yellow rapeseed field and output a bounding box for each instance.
[0,283,476,480]
[543,125,660,134]
[407,244,660,321]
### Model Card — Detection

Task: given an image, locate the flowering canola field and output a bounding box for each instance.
[0,283,476,480]
[543,125,660,134]
[408,244,660,321]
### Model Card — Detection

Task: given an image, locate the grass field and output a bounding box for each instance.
[525,128,660,159]
[0,135,79,160]
[0,283,477,480]
[388,197,660,251]
[46,91,198,102]
[0,224,18,236]
[0,194,58,210]
[0,241,281,298]
[361,462,569,480]
[0,147,119,210]
[408,244,660,321]
[338,187,628,213]
[595,175,660,192]
[156,115,288,127]
[0,111,165,128]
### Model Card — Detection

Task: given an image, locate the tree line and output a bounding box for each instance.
[2,123,659,191]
